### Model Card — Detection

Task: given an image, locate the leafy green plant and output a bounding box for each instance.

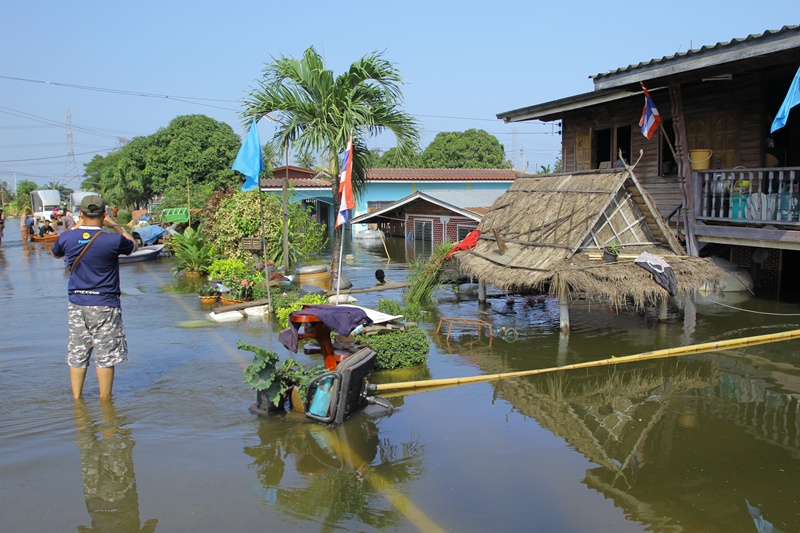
[604,239,621,255]
[239,341,326,408]
[227,277,256,300]
[116,211,132,225]
[377,298,422,323]
[170,226,217,275]
[355,327,429,370]
[207,258,252,280]
[274,293,329,329]
[196,284,221,296]
[202,189,327,261]
[403,241,453,307]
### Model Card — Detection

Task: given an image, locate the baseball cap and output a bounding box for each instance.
[80,195,106,216]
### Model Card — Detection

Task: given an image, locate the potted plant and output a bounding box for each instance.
[602,239,621,262]
[171,227,217,277]
[239,341,325,412]
[221,276,256,304]
[196,284,221,304]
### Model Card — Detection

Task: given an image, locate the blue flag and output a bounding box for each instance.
[232,118,263,191]
[771,66,800,133]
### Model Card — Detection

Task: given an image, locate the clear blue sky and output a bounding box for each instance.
[1,1,797,191]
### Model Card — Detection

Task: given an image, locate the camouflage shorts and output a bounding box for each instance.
[67,304,128,368]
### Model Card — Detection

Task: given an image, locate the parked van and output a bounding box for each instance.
[30,190,62,223]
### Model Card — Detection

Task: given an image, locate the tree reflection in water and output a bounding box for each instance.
[244,414,425,530]
[73,400,157,533]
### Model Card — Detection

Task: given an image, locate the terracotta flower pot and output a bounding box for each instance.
[220,297,247,305]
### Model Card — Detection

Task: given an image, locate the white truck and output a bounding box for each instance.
[69,191,100,214]
[30,190,63,222]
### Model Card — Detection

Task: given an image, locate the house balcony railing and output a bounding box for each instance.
[692,167,800,226]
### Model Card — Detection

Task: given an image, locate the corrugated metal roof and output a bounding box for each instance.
[591,25,800,81]
[420,189,506,209]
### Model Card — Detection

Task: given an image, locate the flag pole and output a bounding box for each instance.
[336,221,345,305]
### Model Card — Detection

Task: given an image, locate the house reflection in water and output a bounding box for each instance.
[492,358,799,532]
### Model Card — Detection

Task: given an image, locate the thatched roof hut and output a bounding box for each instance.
[454,168,724,326]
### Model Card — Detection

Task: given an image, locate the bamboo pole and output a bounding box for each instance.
[370,328,800,393]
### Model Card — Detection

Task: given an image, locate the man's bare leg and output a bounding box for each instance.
[97,366,115,399]
[70,367,88,400]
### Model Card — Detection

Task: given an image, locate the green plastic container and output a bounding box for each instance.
[730,194,750,220]
[777,193,799,222]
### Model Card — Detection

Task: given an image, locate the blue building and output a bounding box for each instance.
[260,166,518,235]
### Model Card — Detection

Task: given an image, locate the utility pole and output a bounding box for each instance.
[64,108,79,186]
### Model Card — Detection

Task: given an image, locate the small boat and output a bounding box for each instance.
[119,244,166,264]
[28,233,59,243]
[353,229,384,241]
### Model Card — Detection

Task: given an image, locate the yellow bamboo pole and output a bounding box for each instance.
[371,328,800,393]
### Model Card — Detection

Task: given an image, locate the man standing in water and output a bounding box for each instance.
[51,195,137,399]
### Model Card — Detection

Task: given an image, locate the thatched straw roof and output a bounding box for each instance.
[455,169,725,307]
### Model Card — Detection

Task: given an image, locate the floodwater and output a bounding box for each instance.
[2,226,800,532]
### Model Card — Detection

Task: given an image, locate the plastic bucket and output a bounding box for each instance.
[689,149,713,170]
[778,193,800,222]
[294,265,330,290]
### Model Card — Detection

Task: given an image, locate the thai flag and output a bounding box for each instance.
[639,82,662,140]
[335,136,355,228]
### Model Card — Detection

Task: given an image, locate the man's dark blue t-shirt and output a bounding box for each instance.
[51,226,135,307]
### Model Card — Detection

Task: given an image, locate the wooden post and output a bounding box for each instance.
[557,275,570,332]
[658,295,668,323]
[478,279,486,304]
[493,229,507,255]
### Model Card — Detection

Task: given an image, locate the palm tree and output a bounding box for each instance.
[243,46,419,283]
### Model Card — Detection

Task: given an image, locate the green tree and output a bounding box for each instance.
[375,146,419,168]
[243,46,419,281]
[92,115,244,211]
[43,180,73,203]
[417,129,511,169]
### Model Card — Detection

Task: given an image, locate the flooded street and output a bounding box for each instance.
[2,226,800,532]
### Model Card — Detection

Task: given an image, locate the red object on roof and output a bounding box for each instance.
[446,229,480,259]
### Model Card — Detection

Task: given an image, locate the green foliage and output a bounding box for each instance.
[88,115,243,210]
[15,180,38,212]
[403,241,453,307]
[377,298,422,323]
[116,211,132,225]
[269,286,301,310]
[228,277,256,300]
[196,284,221,296]
[274,293,329,329]
[170,227,217,275]
[243,46,420,282]
[239,341,326,407]
[201,189,327,263]
[418,129,512,169]
[355,327,429,370]
[208,258,252,280]
[375,146,419,168]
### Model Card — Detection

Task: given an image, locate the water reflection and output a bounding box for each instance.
[73,400,157,533]
[244,415,424,530]
[489,358,800,531]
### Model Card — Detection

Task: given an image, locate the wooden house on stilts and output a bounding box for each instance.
[452,167,725,331]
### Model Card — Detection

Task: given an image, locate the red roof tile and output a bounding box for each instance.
[366,168,518,181]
